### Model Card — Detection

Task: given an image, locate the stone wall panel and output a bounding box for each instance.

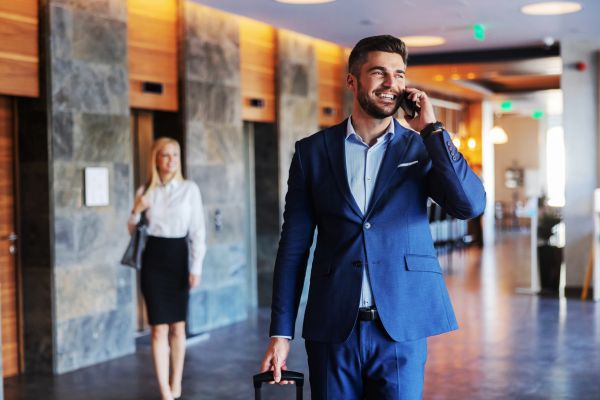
[48,0,134,373]
[72,11,127,66]
[275,30,319,305]
[183,2,247,335]
[53,112,74,161]
[54,264,117,323]
[55,307,134,374]
[74,114,130,162]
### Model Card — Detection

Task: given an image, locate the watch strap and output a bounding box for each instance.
[420,121,445,139]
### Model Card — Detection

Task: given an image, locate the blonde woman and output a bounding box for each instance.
[128,137,206,400]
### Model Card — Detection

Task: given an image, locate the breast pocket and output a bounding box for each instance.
[398,160,419,168]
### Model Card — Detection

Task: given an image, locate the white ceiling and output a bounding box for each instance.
[193,0,600,54]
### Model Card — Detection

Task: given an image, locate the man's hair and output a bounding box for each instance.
[348,35,408,78]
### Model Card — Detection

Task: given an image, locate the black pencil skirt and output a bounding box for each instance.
[141,236,189,325]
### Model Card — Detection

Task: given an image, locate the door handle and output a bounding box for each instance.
[1,233,18,241]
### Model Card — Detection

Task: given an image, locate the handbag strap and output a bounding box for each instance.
[139,182,150,226]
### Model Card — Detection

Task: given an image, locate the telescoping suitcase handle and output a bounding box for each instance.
[253,370,304,400]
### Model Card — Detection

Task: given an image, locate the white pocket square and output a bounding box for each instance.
[398,161,418,168]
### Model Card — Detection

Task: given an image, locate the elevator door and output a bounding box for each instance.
[0,96,21,376]
[131,109,154,333]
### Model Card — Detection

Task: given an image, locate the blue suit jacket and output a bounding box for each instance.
[269,119,486,343]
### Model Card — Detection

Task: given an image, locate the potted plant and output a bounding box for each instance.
[537,211,562,292]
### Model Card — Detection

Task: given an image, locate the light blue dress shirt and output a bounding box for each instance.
[272,117,395,338]
[345,116,395,309]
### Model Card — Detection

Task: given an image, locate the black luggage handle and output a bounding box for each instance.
[253,371,304,400]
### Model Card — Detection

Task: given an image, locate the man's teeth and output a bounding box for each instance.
[377,93,395,99]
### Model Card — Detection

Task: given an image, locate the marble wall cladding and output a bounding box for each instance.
[274,31,320,304]
[183,2,248,333]
[55,307,134,374]
[277,30,319,220]
[49,0,134,374]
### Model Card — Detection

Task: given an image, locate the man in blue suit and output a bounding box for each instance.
[260,35,486,399]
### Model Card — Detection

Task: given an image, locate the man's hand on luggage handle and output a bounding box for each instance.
[261,337,293,385]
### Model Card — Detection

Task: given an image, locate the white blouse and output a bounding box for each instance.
[128,179,207,276]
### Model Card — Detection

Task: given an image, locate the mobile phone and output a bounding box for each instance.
[400,90,417,119]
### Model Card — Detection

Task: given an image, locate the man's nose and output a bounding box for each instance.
[381,74,394,88]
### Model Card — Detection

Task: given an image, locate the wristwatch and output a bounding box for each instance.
[420,122,445,140]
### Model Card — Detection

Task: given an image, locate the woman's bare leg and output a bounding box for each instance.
[151,324,174,400]
[169,321,187,398]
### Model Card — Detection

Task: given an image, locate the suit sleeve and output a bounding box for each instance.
[423,130,486,220]
[269,141,316,339]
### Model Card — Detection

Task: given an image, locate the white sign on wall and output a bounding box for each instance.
[85,167,110,207]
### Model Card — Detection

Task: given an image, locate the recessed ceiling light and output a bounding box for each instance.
[451,74,460,80]
[400,36,446,47]
[276,0,335,3]
[467,73,476,79]
[434,75,444,81]
[521,2,582,15]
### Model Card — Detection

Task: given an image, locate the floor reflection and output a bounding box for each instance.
[4,231,600,399]
[426,231,600,400]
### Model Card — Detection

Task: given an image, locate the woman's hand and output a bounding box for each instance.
[132,194,150,215]
[189,274,201,290]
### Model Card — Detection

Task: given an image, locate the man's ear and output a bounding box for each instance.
[346,73,357,91]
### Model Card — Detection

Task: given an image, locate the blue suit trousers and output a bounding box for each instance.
[305,319,427,400]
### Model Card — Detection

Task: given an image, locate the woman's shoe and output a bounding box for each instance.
[170,381,182,399]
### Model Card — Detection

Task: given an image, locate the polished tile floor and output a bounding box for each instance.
[5,232,600,399]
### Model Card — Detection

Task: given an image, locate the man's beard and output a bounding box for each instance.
[356,80,401,119]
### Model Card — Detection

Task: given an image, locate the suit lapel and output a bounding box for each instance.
[323,120,364,218]
[365,119,413,219]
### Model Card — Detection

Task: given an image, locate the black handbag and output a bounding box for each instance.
[121,210,148,269]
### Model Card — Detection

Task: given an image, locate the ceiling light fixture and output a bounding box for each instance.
[275,0,336,4]
[490,126,508,144]
[451,74,460,80]
[453,138,461,149]
[467,73,475,79]
[400,36,446,47]
[468,138,476,149]
[434,75,444,82]
[521,2,582,15]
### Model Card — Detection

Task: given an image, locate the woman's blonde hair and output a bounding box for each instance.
[146,137,184,193]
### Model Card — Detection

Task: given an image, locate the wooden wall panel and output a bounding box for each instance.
[0,0,39,98]
[0,96,20,377]
[239,17,276,123]
[128,0,178,111]
[316,40,343,127]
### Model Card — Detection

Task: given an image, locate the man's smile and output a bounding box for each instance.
[375,92,397,100]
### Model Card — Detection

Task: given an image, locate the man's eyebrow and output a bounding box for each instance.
[367,66,406,75]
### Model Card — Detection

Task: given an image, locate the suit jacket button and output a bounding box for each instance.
[452,156,457,161]
[446,141,452,146]
[450,150,455,156]
[354,261,362,268]
[364,222,371,229]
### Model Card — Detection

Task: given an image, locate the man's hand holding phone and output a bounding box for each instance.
[401,88,438,133]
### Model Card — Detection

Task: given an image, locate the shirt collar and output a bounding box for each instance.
[158,177,180,189]
[346,115,396,144]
